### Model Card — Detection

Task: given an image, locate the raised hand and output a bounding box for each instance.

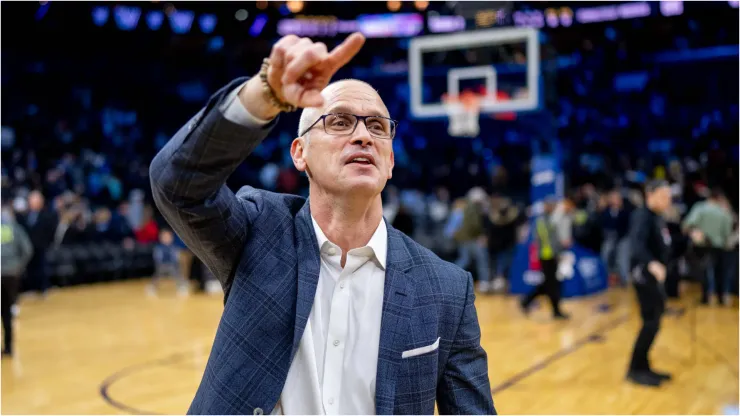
[239,32,365,119]
[271,32,365,108]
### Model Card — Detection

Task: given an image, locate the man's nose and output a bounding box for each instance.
[350,121,374,147]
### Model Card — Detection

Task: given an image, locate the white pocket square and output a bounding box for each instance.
[402,337,440,358]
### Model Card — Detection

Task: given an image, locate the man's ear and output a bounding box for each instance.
[291,137,307,173]
[387,149,395,180]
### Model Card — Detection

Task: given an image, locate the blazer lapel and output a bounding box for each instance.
[291,199,321,358]
[375,226,414,415]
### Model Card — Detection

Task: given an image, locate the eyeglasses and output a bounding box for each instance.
[299,113,398,140]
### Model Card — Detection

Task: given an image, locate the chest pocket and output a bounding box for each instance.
[399,337,441,392]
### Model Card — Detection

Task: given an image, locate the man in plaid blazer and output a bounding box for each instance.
[150,32,495,415]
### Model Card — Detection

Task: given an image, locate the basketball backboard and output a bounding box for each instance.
[408,26,541,120]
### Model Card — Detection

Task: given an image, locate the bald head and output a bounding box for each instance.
[297,79,388,138]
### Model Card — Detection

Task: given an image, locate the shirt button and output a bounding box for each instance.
[339,282,345,289]
[328,398,334,405]
[327,247,337,256]
[333,340,340,346]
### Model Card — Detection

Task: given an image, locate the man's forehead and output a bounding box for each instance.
[321,80,389,116]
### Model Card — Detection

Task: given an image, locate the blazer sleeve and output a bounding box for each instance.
[149,77,279,298]
[436,272,496,415]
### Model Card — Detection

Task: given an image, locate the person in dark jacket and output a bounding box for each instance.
[626,180,674,387]
[1,204,34,356]
[18,191,58,296]
[485,196,524,292]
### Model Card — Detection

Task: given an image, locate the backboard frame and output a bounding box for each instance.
[447,65,497,100]
[408,26,540,119]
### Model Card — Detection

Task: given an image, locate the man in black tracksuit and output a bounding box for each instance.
[626,180,673,387]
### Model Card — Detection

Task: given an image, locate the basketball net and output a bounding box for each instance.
[443,91,481,138]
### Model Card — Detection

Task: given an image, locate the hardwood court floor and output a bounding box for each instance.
[1,279,738,415]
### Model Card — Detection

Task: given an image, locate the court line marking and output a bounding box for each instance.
[99,353,190,415]
[490,303,740,397]
[490,313,631,395]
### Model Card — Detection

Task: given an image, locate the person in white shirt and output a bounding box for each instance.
[151,32,495,415]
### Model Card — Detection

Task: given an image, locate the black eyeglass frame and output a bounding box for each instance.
[298,113,399,140]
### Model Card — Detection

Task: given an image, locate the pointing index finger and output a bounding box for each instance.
[325,32,366,72]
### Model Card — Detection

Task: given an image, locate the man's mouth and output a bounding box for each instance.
[347,157,373,165]
[345,153,376,166]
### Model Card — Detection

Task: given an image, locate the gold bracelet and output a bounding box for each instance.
[259,58,296,113]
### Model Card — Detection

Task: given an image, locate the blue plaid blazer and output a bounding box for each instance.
[150,78,495,415]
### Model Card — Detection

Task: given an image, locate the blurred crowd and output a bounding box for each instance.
[385,176,738,302]
[1,5,738,305]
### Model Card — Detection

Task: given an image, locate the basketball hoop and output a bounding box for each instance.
[443,91,481,138]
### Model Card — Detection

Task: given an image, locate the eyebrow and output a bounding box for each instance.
[325,104,389,118]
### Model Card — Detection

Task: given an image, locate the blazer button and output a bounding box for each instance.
[253,408,263,415]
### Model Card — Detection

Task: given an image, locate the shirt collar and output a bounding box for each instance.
[311,216,387,270]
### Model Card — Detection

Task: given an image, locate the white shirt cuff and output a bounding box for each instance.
[219,81,274,127]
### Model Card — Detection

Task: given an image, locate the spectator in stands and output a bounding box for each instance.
[87,207,119,243]
[427,187,454,260]
[428,187,451,225]
[600,189,632,285]
[111,203,135,242]
[682,188,735,305]
[58,206,90,246]
[126,189,146,231]
[1,202,33,357]
[453,187,491,292]
[18,190,58,296]
[134,205,159,244]
[149,228,188,296]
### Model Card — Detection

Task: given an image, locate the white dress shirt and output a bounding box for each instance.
[220,83,388,415]
[273,218,387,415]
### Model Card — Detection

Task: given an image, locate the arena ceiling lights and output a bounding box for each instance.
[91,5,218,35]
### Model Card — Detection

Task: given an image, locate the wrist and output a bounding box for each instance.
[238,77,282,121]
